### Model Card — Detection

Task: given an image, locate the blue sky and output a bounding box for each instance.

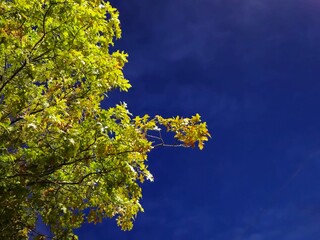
[76,0,320,239]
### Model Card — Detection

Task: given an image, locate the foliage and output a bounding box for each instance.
[0,0,210,239]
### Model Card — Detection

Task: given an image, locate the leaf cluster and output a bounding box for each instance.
[0,1,210,239]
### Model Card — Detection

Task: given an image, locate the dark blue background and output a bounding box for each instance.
[77,0,320,239]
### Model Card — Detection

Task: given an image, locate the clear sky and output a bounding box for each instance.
[76,0,320,239]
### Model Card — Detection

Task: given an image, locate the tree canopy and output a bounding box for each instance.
[0,0,210,239]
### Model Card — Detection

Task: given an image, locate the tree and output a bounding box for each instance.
[0,1,210,239]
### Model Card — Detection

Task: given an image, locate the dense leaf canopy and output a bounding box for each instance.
[0,0,210,239]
